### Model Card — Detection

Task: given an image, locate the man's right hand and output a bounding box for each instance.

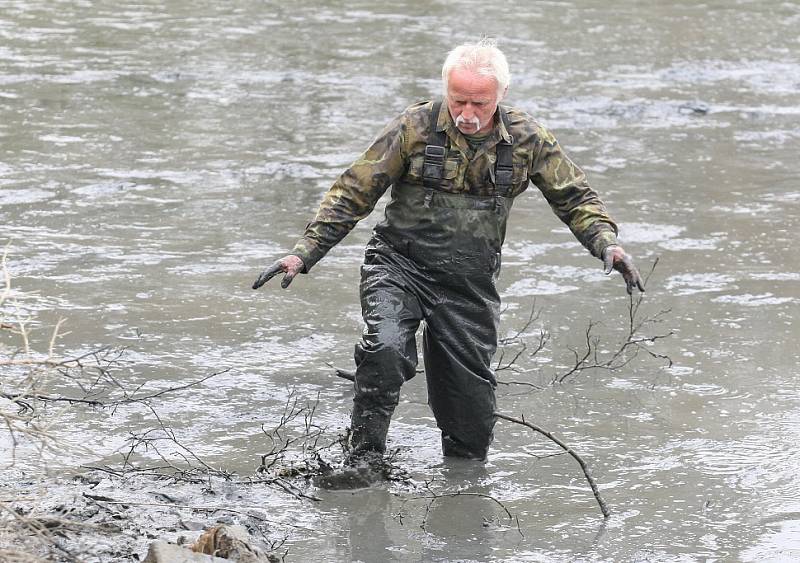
[252,255,305,290]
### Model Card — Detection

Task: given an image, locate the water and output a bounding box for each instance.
[1,0,799,560]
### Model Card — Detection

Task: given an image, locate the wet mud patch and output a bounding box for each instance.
[4,471,309,561]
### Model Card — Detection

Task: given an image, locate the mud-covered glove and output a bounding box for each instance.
[252,255,305,289]
[602,245,645,295]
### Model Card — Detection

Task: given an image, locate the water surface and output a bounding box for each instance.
[1,1,799,560]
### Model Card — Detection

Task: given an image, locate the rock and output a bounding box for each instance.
[143,541,229,563]
[144,525,276,563]
[191,525,275,562]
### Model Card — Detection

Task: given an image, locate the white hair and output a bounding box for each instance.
[441,38,510,97]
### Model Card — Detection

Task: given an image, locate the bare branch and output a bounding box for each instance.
[494,411,610,518]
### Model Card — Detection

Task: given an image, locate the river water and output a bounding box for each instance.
[1,0,799,561]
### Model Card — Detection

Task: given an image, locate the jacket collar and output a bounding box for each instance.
[435,100,513,149]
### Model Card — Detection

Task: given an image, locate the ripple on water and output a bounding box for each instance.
[677,434,800,486]
[658,237,720,251]
[527,264,601,281]
[750,272,800,281]
[0,188,54,205]
[167,240,285,275]
[38,134,84,144]
[764,191,800,204]
[246,161,324,181]
[72,181,143,198]
[742,520,800,562]
[617,222,685,244]
[710,203,779,216]
[635,60,800,97]
[186,333,339,377]
[615,453,684,473]
[680,383,729,397]
[502,241,577,262]
[712,293,795,306]
[664,273,737,295]
[503,278,579,297]
[735,129,800,147]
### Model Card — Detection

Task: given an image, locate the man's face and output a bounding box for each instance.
[446,67,503,135]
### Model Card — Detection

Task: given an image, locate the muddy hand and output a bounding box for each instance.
[602,245,645,295]
[252,255,304,289]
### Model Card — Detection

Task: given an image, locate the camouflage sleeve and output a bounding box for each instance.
[289,113,408,272]
[529,126,619,259]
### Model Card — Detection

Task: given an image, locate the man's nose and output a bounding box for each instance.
[461,104,475,118]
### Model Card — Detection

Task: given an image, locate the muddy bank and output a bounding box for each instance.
[3,452,530,562]
[5,469,320,561]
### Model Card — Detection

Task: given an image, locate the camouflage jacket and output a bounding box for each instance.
[290,100,619,271]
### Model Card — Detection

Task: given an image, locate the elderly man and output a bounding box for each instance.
[253,39,643,462]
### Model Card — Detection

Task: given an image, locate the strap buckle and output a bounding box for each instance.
[423,145,447,189]
[424,145,446,162]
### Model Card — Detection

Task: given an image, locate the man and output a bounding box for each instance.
[253,39,644,462]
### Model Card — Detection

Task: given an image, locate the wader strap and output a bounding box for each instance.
[495,107,514,197]
[423,101,514,210]
[495,107,514,212]
[422,101,447,207]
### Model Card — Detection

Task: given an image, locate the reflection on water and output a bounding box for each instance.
[2,0,800,560]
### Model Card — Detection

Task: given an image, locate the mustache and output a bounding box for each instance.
[455,114,481,129]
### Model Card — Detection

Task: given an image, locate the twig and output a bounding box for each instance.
[122,370,229,403]
[549,259,672,384]
[495,379,543,389]
[1,392,105,407]
[1,369,228,410]
[494,412,610,518]
[495,300,547,373]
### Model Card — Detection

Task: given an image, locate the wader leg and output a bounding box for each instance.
[422,280,500,460]
[351,261,423,456]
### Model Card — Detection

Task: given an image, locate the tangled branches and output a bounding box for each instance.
[0,248,236,561]
[494,259,673,388]
[551,262,672,384]
[0,247,130,467]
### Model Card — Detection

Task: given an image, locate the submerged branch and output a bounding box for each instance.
[395,477,519,534]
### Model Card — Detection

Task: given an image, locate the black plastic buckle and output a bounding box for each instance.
[424,145,446,163]
[423,145,446,189]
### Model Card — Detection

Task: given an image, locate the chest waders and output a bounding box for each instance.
[350,102,516,461]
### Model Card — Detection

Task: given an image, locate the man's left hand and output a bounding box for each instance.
[602,245,645,295]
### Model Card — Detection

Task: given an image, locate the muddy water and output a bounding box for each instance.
[2,0,799,560]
